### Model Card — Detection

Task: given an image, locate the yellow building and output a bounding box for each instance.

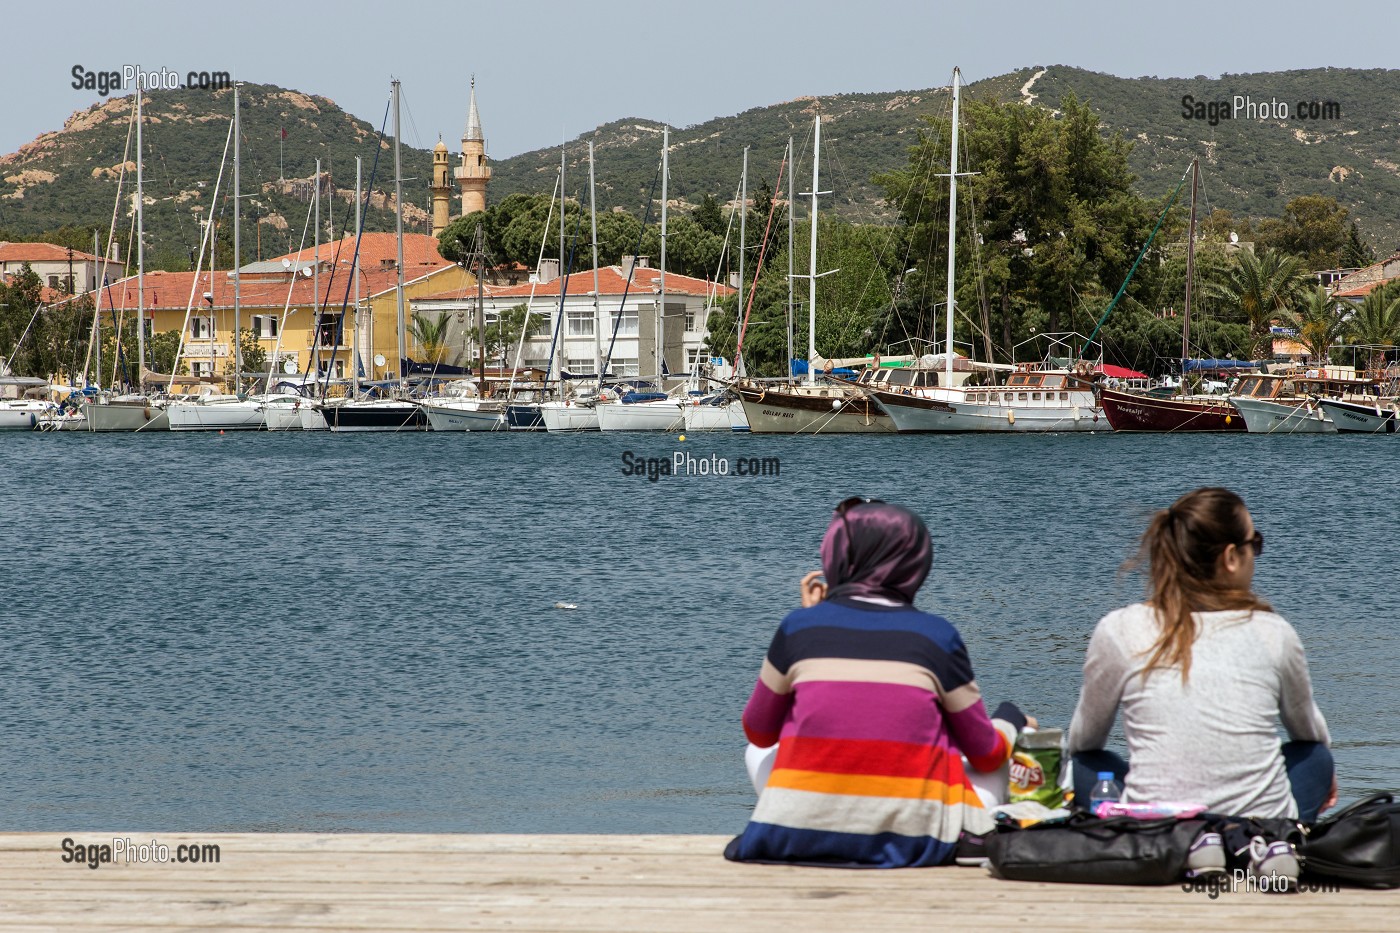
[108,233,474,388]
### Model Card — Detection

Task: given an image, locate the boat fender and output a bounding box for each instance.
[1224,415,1232,424]
[1007,410,1015,425]
[28,413,36,428]
[831,398,842,409]
[144,406,152,421]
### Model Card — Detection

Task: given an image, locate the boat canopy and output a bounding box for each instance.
[790,359,857,376]
[1094,364,1149,379]
[1184,359,1259,372]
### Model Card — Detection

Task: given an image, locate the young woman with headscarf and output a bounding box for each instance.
[724,498,1030,868]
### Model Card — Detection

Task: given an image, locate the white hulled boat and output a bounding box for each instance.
[420,396,506,431]
[1315,396,1397,433]
[595,394,686,432]
[167,392,265,431]
[540,398,600,432]
[0,398,54,431]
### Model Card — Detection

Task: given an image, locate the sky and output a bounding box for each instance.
[6,0,1396,161]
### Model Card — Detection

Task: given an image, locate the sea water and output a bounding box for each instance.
[0,431,1395,831]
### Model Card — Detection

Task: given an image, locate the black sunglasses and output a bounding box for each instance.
[835,497,885,573]
[1243,530,1264,557]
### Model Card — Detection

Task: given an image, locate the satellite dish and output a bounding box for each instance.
[283,360,297,374]
[373,353,386,367]
[1229,231,1240,244]
[301,266,313,278]
[281,258,293,269]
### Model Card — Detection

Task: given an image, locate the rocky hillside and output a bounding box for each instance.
[4,66,1398,266]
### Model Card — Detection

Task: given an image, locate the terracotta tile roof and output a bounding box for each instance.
[1333,280,1387,299]
[271,232,452,275]
[91,264,457,312]
[413,264,732,303]
[0,242,105,263]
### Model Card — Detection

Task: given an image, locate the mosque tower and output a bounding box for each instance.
[454,78,490,217]
[430,136,452,237]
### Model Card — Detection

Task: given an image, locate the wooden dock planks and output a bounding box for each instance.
[0,833,1393,931]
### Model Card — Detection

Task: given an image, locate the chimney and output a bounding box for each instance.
[728,271,740,289]
[108,242,121,263]
[535,258,560,284]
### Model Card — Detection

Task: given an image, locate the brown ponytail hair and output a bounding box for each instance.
[1133,487,1271,681]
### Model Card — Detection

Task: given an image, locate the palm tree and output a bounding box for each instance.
[1204,248,1308,359]
[409,311,452,365]
[1277,286,1347,366]
[1343,281,1400,374]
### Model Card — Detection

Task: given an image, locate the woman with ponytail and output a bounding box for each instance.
[1067,487,1335,820]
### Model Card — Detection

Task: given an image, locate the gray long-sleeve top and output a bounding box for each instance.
[1067,603,1330,819]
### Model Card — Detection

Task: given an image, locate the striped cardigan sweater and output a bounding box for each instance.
[727,597,1016,867]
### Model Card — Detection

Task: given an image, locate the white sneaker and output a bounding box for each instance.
[1247,836,1299,892]
[1185,831,1225,877]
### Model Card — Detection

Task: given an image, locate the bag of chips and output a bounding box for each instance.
[1009,728,1066,808]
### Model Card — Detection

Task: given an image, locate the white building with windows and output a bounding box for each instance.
[410,257,733,384]
[0,241,113,297]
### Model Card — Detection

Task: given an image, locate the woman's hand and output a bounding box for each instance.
[1322,774,1338,813]
[800,571,827,607]
[1024,715,1038,730]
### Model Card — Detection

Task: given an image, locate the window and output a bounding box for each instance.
[523,357,551,371]
[1032,392,1041,401]
[616,310,638,336]
[1059,392,1069,401]
[316,313,341,347]
[1018,392,1028,401]
[611,357,638,377]
[566,310,595,337]
[254,315,279,339]
[48,274,60,288]
[684,307,698,332]
[528,315,551,337]
[190,316,212,340]
[191,361,213,378]
[566,357,597,375]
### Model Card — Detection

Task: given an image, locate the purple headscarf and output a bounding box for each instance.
[819,501,933,604]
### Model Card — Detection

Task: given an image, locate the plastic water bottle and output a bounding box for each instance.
[1089,771,1122,815]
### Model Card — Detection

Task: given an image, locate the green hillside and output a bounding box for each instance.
[3,66,1398,267]
[0,83,438,270]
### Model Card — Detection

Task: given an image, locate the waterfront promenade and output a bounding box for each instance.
[0,833,1393,930]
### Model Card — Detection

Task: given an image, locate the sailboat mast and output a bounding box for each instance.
[1182,157,1199,393]
[659,126,668,388]
[476,224,487,398]
[314,156,320,387]
[944,67,960,388]
[588,141,602,378]
[786,136,795,379]
[393,79,406,395]
[353,156,362,396]
[738,145,747,366]
[807,116,820,387]
[136,87,145,392]
[556,139,565,391]
[233,83,242,390]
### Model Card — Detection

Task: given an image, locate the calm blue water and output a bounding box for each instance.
[0,430,1395,832]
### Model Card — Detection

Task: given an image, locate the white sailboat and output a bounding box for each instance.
[542,141,604,432]
[868,67,1103,433]
[598,126,686,433]
[169,84,266,432]
[83,86,169,432]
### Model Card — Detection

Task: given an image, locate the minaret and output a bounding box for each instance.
[454,77,490,217]
[430,136,452,237]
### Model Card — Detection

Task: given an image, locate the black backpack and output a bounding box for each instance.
[1302,792,1400,888]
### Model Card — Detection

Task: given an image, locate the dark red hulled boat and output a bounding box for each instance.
[1097,386,1245,432]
